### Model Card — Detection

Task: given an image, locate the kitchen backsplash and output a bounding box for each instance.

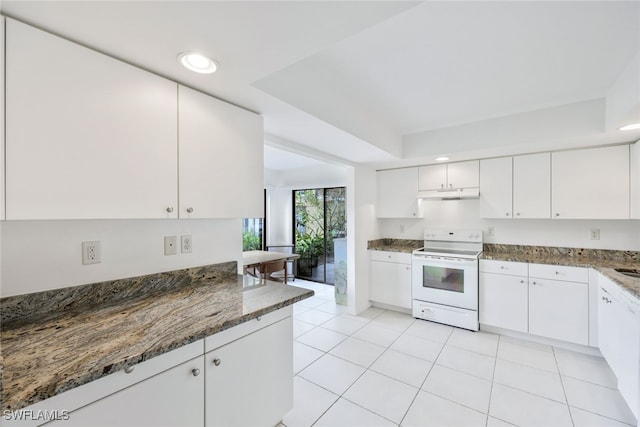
[0,261,238,326]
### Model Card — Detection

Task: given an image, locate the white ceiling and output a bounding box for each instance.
[3,1,640,170]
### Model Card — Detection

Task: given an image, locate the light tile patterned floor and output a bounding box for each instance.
[283,280,637,427]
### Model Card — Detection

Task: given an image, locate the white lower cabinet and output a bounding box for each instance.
[479,272,528,333]
[205,317,293,427]
[370,251,412,309]
[598,274,640,420]
[48,357,205,427]
[479,260,589,346]
[528,278,588,345]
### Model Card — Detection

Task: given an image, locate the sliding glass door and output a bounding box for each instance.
[293,187,346,284]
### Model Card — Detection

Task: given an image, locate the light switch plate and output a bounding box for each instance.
[164,236,177,255]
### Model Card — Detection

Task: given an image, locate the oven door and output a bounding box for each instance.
[411,254,478,310]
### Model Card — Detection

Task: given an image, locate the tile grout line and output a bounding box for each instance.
[309,307,401,427]
[552,346,576,426]
[485,334,501,427]
[398,323,455,426]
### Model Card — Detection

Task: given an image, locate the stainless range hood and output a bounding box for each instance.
[417,188,480,200]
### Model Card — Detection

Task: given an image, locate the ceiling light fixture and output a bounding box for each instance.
[618,122,640,131]
[435,156,450,162]
[177,52,218,74]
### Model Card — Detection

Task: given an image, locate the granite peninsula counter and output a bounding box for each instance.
[0,262,313,412]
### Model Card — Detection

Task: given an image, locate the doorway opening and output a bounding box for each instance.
[293,187,346,285]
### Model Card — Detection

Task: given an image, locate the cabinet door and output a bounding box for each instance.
[598,279,640,420]
[5,19,178,220]
[529,279,588,345]
[552,145,629,219]
[513,153,550,218]
[447,161,479,189]
[205,317,293,427]
[480,157,512,218]
[179,85,264,219]
[479,272,528,332]
[370,260,412,309]
[377,168,420,218]
[48,357,205,427]
[418,164,447,191]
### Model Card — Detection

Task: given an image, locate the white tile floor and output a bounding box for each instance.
[283,280,638,427]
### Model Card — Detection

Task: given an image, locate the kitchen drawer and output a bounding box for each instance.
[479,259,528,276]
[205,305,292,353]
[529,263,588,283]
[370,250,412,264]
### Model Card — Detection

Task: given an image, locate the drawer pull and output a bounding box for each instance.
[124,366,135,374]
[213,358,221,366]
[192,368,200,376]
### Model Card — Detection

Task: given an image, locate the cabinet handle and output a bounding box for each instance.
[506,212,510,216]
[213,358,221,366]
[192,368,200,376]
[520,280,525,283]
[601,296,612,304]
[406,266,411,270]
[256,316,262,321]
[124,366,135,374]
[412,213,416,216]
[500,266,505,269]
[516,212,521,216]
[555,271,560,275]
[532,281,537,285]
[449,183,453,188]
[441,184,445,189]
[166,207,174,213]
[555,213,560,217]
[186,207,194,213]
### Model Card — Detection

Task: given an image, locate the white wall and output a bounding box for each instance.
[378,199,640,250]
[265,164,347,189]
[0,219,242,297]
[606,51,640,131]
[347,165,378,315]
[266,189,293,246]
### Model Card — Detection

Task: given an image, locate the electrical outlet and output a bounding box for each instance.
[82,241,101,265]
[164,236,177,255]
[181,235,192,253]
[487,226,495,237]
[590,229,600,240]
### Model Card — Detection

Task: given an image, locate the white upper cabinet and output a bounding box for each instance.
[631,141,640,219]
[480,153,551,219]
[377,168,420,218]
[480,157,512,218]
[419,161,479,191]
[178,86,264,219]
[418,164,447,191]
[5,19,178,220]
[552,145,630,219]
[513,153,551,218]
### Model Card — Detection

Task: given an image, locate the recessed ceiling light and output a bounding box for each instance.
[619,122,640,131]
[177,52,218,74]
[435,156,450,162]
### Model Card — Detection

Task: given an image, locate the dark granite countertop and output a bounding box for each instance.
[367,238,422,253]
[367,239,639,300]
[480,249,639,300]
[0,264,313,411]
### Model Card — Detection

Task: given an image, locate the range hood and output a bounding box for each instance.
[416,188,480,200]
